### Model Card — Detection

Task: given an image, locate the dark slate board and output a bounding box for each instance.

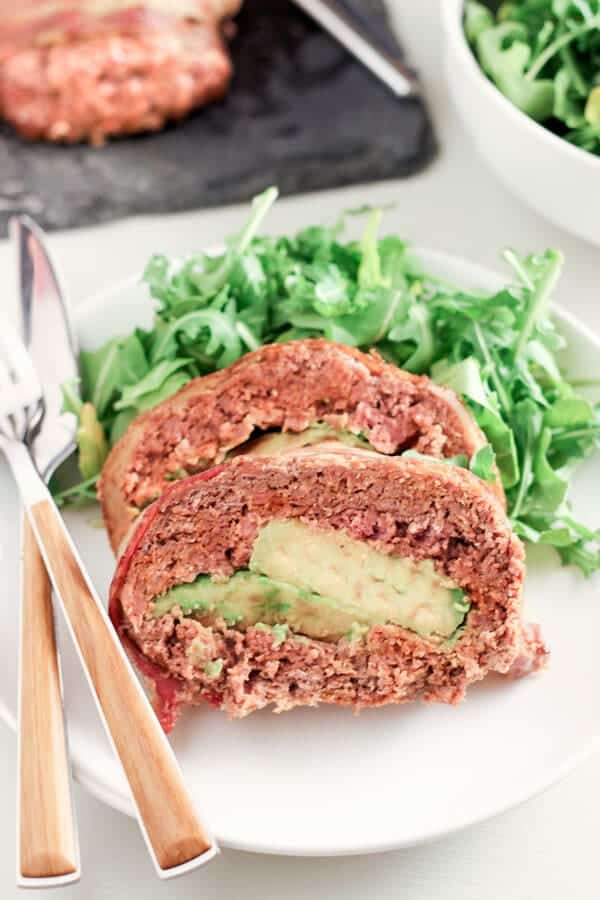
[0,0,436,235]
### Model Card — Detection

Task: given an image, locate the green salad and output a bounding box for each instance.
[60,187,600,575]
[465,0,600,155]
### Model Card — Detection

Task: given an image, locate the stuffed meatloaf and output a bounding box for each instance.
[109,447,547,731]
[0,1,240,144]
[100,338,502,553]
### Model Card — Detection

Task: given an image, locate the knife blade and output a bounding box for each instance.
[291,0,419,98]
[13,215,79,480]
[12,214,80,888]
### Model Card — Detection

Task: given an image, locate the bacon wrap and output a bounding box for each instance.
[109,463,227,731]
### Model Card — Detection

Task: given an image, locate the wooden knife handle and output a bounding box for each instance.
[18,517,79,883]
[28,499,213,874]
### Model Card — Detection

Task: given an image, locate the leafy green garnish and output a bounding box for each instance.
[469,444,497,482]
[402,445,497,483]
[476,20,555,120]
[465,0,494,43]
[60,377,82,418]
[80,334,148,420]
[466,1,600,155]
[62,190,600,575]
[52,474,100,508]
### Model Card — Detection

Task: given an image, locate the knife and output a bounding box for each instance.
[11,215,81,888]
[291,0,419,98]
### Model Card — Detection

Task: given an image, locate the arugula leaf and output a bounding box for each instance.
[464,1,494,43]
[379,236,409,286]
[527,427,569,514]
[473,402,521,488]
[508,398,543,517]
[331,286,404,348]
[326,212,407,347]
[431,356,488,404]
[114,359,191,412]
[476,22,555,120]
[149,309,242,368]
[387,304,434,373]
[432,357,519,487]
[311,265,353,317]
[53,474,100,508]
[525,15,600,81]
[188,187,278,300]
[357,210,386,289]
[402,445,497,483]
[110,409,138,445]
[61,378,82,418]
[526,339,563,385]
[60,190,599,576]
[80,334,148,419]
[466,1,600,156]
[553,67,586,127]
[402,449,470,469]
[504,249,563,359]
[470,444,497,481]
[558,542,600,576]
[544,385,594,427]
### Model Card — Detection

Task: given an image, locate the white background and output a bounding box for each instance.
[1,1,600,896]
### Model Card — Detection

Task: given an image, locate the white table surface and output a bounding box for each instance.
[1,1,600,896]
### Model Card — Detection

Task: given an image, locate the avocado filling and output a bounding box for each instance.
[228,423,371,458]
[152,520,470,644]
[163,424,372,483]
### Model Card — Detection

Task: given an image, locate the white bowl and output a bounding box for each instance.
[442,0,600,246]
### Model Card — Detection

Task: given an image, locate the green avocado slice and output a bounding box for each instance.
[226,422,371,458]
[152,520,470,643]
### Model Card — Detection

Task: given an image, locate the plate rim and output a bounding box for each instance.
[2,244,600,856]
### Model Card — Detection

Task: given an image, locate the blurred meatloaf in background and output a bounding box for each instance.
[0,1,242,144]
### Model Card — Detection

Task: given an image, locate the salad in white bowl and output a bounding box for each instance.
[442,0,600,246]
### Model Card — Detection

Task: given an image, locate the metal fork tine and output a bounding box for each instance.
[0,319,42,432]
[0,330,24,438]
[0,366,17,439]
[0,319,39,386]
[0,342,16,437]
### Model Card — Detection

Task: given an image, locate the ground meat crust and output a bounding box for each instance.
[0,2,239,143]
[109,449,547,731]
[100,339,503,553]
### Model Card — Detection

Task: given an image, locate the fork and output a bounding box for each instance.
[0,319,217,879]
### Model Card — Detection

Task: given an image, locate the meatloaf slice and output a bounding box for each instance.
[0,2,240,144]
[109,447,547,732]
[99,338,502,553]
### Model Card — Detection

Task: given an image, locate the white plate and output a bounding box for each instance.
[1,248,600,857]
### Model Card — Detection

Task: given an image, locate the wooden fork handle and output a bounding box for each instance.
[18,516,79,886]
[27,498,215,876]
